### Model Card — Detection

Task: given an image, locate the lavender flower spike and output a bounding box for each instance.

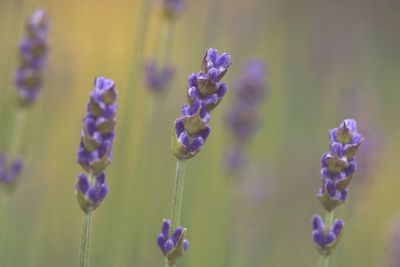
[317,119,364,211]
[312,215,344,256]
[75,77,117,213]
[157,219,189,266]
[172,48,232,159]
[15,8,50,106]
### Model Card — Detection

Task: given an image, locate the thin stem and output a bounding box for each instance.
[78,173,95,267]
[170,160,186,229]
[158,19,174,67]
[324,211,334,228]
[9,107,28,159]
[318,255,329,267]
[317,211,335,267]
[79,211,93,267]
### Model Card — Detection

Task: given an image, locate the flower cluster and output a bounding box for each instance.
[317,119,364,211]
[15,8,49,106]
[312,119,363,256]
[162,0,184,20]
[75,77,117,213]
[224,60,267,170]
[312,215,344,256]
[144,60,175,94]
[172,48,232,159]
[0,154,23,187]
[157,219,189,266]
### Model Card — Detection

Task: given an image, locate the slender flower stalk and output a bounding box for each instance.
[157,48,232,266]
[144,0,183,95]
[0,8,49,189]
[224,60,267,172]
[75,77,117,267]
[312,119,364,266]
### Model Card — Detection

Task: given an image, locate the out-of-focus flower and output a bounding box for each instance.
[224,60,267,171]
[161,0,184,20]
[157,219,189,266]
[0,154,23,186]
[75,77,117,213]
[15,8,50,106]
[144,60,175,94]
[172,48,232,159]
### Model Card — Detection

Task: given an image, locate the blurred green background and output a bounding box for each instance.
[0,0,399,266]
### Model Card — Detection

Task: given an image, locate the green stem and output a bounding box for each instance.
[318,255,329,267]
[78,173,95,267]
[317,211,335,267]
[170,160,186,230]
[158,19,174,67]
[9,107,27,159]
[79,211,93,267]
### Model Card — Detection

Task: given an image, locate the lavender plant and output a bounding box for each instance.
[312,119,363,267]
[75,77,117,267]
[143,0,183,95]
[224,59,267,172]
[0,8,49,189]
[157,48,231,267]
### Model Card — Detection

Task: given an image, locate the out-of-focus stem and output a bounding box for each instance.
[8,107,27,159]
[158,19,174,67]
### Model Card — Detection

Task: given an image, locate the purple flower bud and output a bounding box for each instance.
[156,219,189,266]
[144,60,175,94]
[15,8,49,106]
[311,215,344,256]
[77,77,117,175]
[172,48,231,160]
[75,172,109,213]
[317,119,364,212]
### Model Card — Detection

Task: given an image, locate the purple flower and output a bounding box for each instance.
[0,154,24,186]
[162,0,184,20]
[144,60,175,94]
[75,173,108,213]
[312,215,344,256]
[172,48,232,159]
[15,8,49,106]
[317,119,363,211]
[157,219,189,266]
[224,60,267,171]
[75,77,117,213]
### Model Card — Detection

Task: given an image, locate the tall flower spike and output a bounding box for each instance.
[317,119,363,211]
[75,77,117,213]
[157,219,189,266]
[224,60,267,171]
[312,215,344,256]
[15,8,50,106]
[311,119,364,263]
[172,48,232,159]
